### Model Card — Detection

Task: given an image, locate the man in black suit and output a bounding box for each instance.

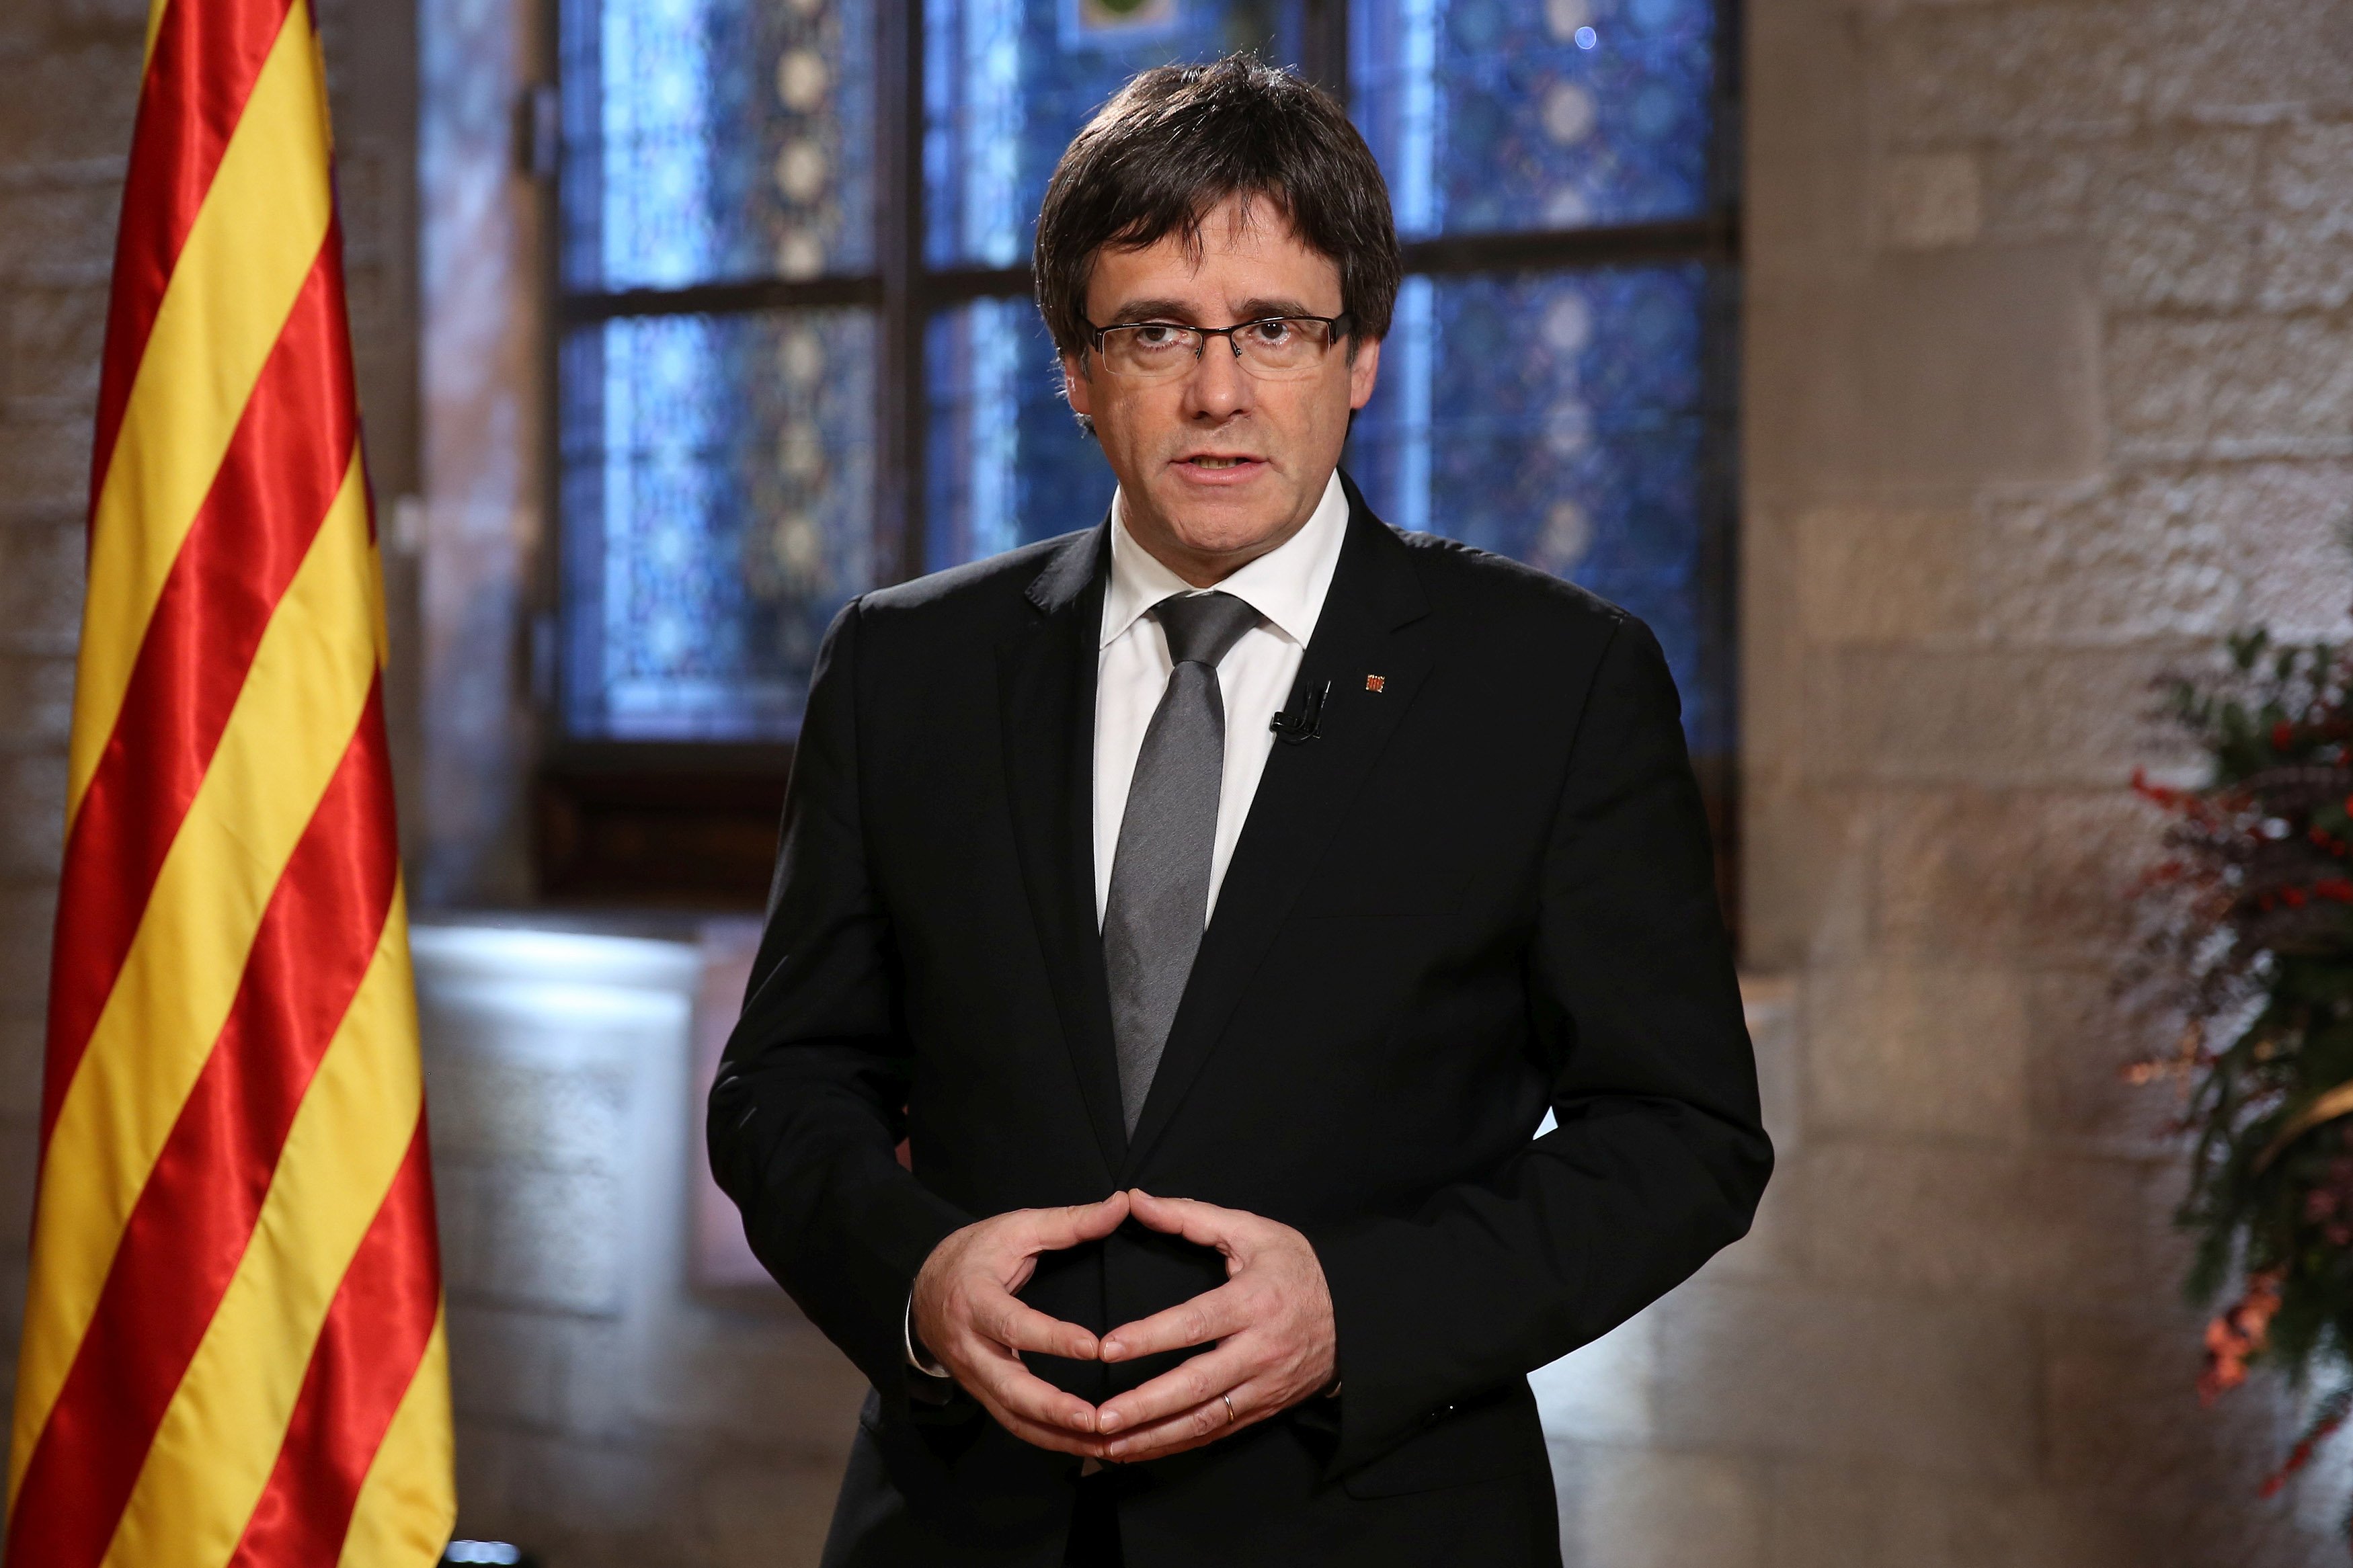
[709,56,1771,1568]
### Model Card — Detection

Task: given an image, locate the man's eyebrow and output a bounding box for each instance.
[1100,297,1199,324]
[1097,296,1326,324]
[1230,296,1320,321]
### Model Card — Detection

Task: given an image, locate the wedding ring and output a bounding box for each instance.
[1222,1393,1236,1425]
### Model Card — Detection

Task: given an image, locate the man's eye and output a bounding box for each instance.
[1133,326,1188,349]
[1246,319,1295,345]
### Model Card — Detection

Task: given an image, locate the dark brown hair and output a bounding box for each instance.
[1032,56,1402,364]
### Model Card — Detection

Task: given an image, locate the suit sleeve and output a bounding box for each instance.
[1306,614,1773,1476]
[705,597,975,1397]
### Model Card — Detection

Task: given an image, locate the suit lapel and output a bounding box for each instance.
[1122,481,1435,1171]
[998,524,1128,1177]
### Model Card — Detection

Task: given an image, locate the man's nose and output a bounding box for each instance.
[1182,335,1254,420]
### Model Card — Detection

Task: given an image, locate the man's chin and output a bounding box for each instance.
[1141,483,1306,559]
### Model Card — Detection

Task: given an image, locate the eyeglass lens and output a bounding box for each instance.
[1096,319,1339,380]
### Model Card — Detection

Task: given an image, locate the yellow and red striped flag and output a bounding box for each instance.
[6,1,456,1563]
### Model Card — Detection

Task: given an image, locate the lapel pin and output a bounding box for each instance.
[1364,674,1386,693]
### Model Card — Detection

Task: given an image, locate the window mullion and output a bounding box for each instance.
[879,0,927,585]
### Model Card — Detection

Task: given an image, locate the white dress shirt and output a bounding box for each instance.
[1092,470,1349,926]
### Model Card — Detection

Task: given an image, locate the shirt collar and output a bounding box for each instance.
[1100,470,1349,652]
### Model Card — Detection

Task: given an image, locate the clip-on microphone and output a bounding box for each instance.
[1269,678,1331,744]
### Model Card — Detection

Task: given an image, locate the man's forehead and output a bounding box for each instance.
[1086,196,1342,312]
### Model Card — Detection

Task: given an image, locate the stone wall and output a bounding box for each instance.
[1735,0,2353,1559]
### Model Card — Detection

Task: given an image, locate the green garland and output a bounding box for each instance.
[2132,628,2353,1509]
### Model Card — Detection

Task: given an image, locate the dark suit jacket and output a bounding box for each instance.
[708,477,1772,1567]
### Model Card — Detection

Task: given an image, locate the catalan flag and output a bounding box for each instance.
[5,0,456,1563]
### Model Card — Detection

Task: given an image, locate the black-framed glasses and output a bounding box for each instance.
[1083,313,1355,382]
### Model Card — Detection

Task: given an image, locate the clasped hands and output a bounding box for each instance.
[910,1189,1335,1464]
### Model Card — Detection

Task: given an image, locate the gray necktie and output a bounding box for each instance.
[1103,591,1264,1134]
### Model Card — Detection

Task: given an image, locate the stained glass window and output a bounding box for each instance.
[924,0,1304,269]
[1351,0,1716,237]
[561,308,878,738]
[561,0,875,287]
[926,298,1108,566]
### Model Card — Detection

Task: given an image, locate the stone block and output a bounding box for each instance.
[1977,477,2237,648]
[1804,963,2030,1142]
[1882,0,2353,144]
[1868,787,2155,964]
[463,1426,700,1551]
[1742,0,1870,284]
[1553,1442,1767,1568]
[0,754,67,880]
[1850,245,2104,491]
[1740,776,1880,975]
[1878,152,1981,251]
[2260,121,2353,311]
[0,1114,36,1249]
[431,1159,486,1303]
[2110,315,2353,460]
[1794,505,1978,646]
[699,1453,844,1568]
[1880,7,2135,142]
[0,45,144,167]
[2022,966,2184,1152]
[1750,249,2106,499]
[1651,1280,2038,1480]
[422,1053,629,1176]
[0,179,124,284]
[1985,130,2262,310]
[7,284,106,404]
[1972,461,2351,648]
[450,1163,624,1316]
[0,1014,44,1120]
[446,1302,569,1430]
[0,412,93,507]
[2223,461,2353,635]
[1805,1141,2158,1307]
[0,653,75,750]
[1804,647,2174,789]
[2087,131,2262,311]
[1765,1464,2159,1568]
[0,883,58,1005]
[0,515,84,643]
[628,1301,871,1453]
[1739,503,1805,761]
[50,0,151,28]
[1740,288,1866,504]
[0,1255,25,1353]
[2040,1308,2277,1497]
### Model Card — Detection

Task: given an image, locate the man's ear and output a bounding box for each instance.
[1061,352,1093,418]
[1347,335,1382,411]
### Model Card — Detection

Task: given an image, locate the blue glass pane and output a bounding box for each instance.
[925,0,1305,269]
[926,298,1112,566]
[1347,265,1725,750]
[561,310,879,739]
[560,0,876,290]
[1351,0,1714,236]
